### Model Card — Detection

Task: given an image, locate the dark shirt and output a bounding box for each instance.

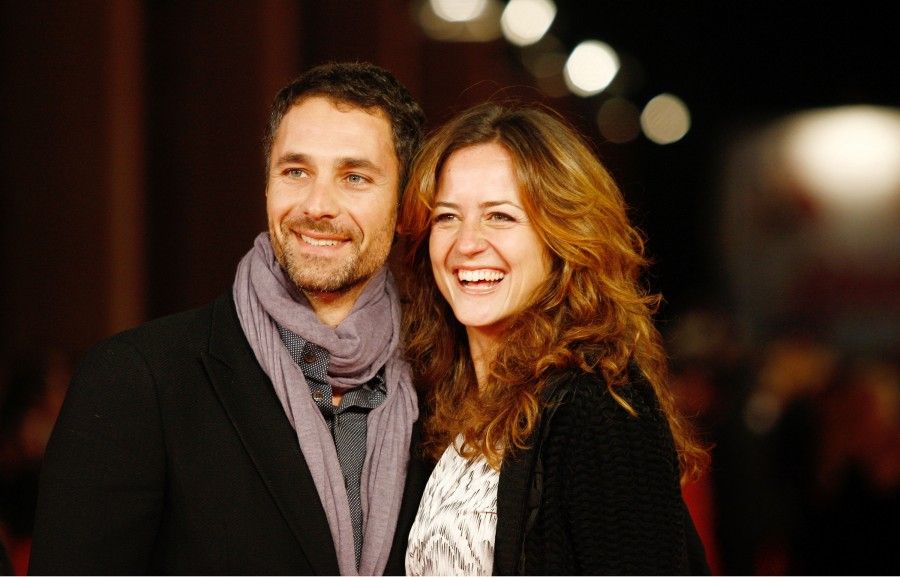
[276,324,386,568]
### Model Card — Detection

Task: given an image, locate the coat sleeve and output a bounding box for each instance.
[541,378,707,575]
[29,337,165,575]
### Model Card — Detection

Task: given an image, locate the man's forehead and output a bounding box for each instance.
[271,98,399,175]
[277,100,387,141]
[288,94,392,127]
[275,98,391,145]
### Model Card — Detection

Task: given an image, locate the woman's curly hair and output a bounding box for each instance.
[397,101,708,482]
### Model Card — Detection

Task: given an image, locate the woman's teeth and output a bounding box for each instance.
[457,269,505,283]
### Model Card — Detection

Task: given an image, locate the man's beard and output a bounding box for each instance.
[270,217,391,295]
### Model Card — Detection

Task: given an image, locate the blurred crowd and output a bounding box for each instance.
[1,312,898,575]
[0,348,72,576]
[668,307,900,575]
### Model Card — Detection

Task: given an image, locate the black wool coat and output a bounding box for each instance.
[490,369,711,575]
[29,292,429,575]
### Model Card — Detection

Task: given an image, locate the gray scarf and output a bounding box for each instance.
[232,232,417,576]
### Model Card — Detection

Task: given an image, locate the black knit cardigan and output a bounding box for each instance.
[491,369,711,575]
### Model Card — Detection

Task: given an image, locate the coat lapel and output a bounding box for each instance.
[202,293,340,575]
[384,414,435,575]
[494,439,535,575]
[494,374,573,575]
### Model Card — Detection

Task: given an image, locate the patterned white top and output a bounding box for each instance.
[405,435,500,576]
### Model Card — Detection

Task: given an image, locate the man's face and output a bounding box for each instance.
[266,96,400,297]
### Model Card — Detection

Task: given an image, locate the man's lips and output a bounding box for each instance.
[300,233,341,247]
[288,226,351,249]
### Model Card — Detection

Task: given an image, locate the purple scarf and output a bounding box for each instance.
[233,233,417,575]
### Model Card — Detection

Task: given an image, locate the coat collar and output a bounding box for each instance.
[201,292,340,575]
[384,411,435,575]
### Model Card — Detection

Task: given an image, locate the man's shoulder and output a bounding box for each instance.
[90,291,236,363]
[123,293,225,338]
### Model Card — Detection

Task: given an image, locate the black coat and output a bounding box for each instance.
[492,369,711,575]
[29,292,429,575]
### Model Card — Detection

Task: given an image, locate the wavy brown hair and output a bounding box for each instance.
[397,101,708,482]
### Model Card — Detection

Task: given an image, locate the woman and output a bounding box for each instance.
[398,101,710,576]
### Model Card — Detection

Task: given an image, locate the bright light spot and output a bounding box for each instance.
[419,0,502,41]
[597,97,641,143]
[430,0,488,22]
[782,106,900,207]
[640,93,691,144]
[500,0,556,46]
[563,40,619,97]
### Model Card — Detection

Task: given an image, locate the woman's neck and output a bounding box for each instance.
[465,327,502,389]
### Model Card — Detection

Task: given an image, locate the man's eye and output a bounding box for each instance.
[346,174,369,185]
[285,168,307,178]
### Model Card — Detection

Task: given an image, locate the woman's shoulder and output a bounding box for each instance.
[539,366,680,480]
[551,366,662,420]
[540,367,673,457]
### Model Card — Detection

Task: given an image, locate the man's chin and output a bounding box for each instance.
[281,245,386,297]
[283,258,356,294]
[296,279,353,295]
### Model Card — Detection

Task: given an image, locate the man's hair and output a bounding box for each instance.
[264,61,425,193]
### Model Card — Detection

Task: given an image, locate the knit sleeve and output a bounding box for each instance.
[531,375,698,574]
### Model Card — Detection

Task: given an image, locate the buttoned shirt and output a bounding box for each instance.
[277,323,386,568]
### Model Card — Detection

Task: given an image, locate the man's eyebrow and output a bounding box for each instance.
[337,157,386,175]
[274,152,310,165]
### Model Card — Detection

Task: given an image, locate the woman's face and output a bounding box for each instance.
[429,142,552,341]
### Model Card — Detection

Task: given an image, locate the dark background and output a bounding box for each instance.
[555,0,899,311]
[1,1,898,575]
[2,1,896,352]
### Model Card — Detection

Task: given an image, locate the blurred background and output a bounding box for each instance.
[1,1,898,574]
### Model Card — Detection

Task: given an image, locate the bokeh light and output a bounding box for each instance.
[596,97,641,143]
[782,106,900,208]
[500,0,557,47]
[429,0,488,22]
[418,0,503,41]
[563,40,620,97]
[640,93,691,144]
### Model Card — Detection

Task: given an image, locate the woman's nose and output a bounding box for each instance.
[454,219,488,255]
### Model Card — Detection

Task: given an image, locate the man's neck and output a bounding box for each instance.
[302,278,371,328]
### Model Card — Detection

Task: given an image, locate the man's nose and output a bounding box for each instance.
[302,179,340,219]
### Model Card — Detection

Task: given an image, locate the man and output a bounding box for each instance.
[29,61,428,575]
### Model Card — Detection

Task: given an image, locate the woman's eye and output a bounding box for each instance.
[433,213,457,223]
[487,212,516,222]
